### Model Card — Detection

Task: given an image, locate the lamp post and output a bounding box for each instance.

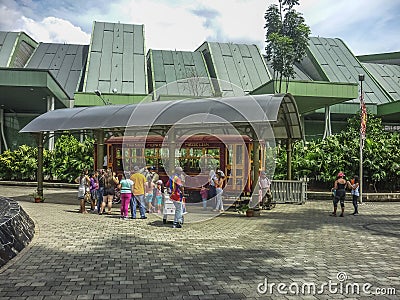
[358,74,365,204]
[94,90,111,105]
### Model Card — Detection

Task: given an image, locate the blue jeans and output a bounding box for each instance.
[130,194,146,218]
[202,198,207,209]
[97,187,104,211]
[173,201,183,224]
[352,194,359,213]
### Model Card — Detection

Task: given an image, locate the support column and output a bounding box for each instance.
[47,96,55,150]
[251,140,260,193]
[37,132,44,197]
[286,138,292,180]
[168,129,176,175]
[96,130,105,171]
[0,108,8,152]
[323,105,332,139]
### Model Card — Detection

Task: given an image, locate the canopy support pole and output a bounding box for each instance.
[168,128,176,175]
[286,138,292,180]
[252,139,260,207]
[37,132,44,197]
[95,129,105,170]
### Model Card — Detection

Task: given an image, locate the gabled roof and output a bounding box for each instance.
[25,43,89,99]
[196,42,271,97]
[83,21,147,96]
[0,31,37,67]
[362,63,400,101]
[147,49,214,99]
[303,37,391,105]
[264,57,312,81]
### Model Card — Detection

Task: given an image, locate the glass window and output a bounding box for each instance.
[236,145,243,164]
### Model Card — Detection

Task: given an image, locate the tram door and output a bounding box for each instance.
[227,144,248,193]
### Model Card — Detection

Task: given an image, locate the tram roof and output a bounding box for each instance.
[20,93,303,140]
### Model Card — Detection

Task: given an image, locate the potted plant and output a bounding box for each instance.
[32,191,45,203]
[237,203,261,217]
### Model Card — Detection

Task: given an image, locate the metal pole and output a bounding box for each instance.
[359,74,364,204]
[37,132,44,197]
[286,138,292,180]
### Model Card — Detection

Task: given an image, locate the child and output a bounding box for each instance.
[351,175,360,215]
[145,176,155,213]
[155,180,164,214]
[200,185,208,210]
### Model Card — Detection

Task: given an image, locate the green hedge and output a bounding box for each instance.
[0,135,94,183]
[274,113,400,191]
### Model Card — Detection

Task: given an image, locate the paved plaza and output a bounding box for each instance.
[0,185,399,299]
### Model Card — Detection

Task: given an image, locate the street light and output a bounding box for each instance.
[94,90,111,105]
[358,74,365,204]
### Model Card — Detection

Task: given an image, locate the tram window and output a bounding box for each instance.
[207,148,219,157]
[236,169,242,176]
[236,145,243,164]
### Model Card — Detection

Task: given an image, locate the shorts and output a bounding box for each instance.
[103,188,114,196]
[156,195,162,205]
[145,193,153,203]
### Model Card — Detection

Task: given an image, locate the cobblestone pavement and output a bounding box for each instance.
[0,186,399,299]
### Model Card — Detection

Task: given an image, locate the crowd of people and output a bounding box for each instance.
[76,165,278,227]
[75,166,186,228]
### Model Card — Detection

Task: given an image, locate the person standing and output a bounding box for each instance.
[89,171,99,212]
[259,171,273,210]
[169,167,185,228]
[145,176,155,213]
[200,185,208,210]
[75,169,90,214]
[214,171,225,212]
[331,172,352,217]
[119,172,133,220]
[155,180,164,214]
[208,166,217,207]
[130,166,147,219]
[100,169,119,215]
[97,169,105,213]
[351,175,360,215]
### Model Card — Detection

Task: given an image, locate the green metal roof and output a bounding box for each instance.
[264,57,311,81]
[0,68,71,113]
[195,42,270,96]
[83,21,147,95]
[357,51,400,65]
[0,31,37,68]
[147,49,214,99]
[362,63,400,101]
[377,100,400,121]
[303,37,391,105]
[25,43,89,99]
[251,79,358,114]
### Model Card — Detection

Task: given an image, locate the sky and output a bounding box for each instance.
[1,0,400,56]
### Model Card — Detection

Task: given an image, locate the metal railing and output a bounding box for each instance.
[271,179,307,204]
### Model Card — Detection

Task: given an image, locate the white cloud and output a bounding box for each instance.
[106,0,213,51]
[17,16,91,45]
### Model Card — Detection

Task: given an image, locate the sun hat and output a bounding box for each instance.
[337,172,345,177]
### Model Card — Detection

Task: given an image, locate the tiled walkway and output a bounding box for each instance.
[0,186,399,299]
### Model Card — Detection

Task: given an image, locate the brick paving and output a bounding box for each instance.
[0,185,399,299]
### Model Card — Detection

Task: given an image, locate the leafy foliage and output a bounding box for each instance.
[274,113,400,191]
[0,135,94,182]
[264,0,310,93]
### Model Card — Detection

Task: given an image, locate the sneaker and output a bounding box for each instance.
[140,216,147,219]
[339,213,344,217]
[330,213,336,217]
[172,223,182,228]
[131,216,136,219]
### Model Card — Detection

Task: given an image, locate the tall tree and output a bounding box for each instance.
[264,0,310,93]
